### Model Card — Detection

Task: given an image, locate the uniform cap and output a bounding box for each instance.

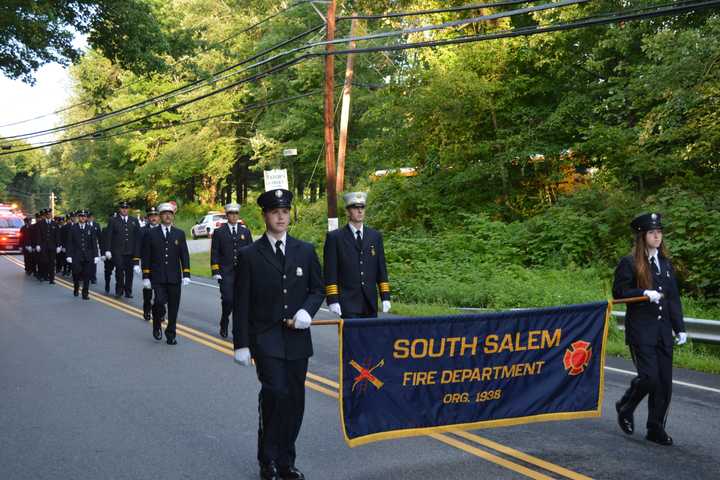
[146,206,159,216]
[630,212,663,232]
[343,191,367,208]
[77,209,89,216]
[118,201,130,209]
[157,202,176,214]
[257,189,293,211]
[225,202,241,213]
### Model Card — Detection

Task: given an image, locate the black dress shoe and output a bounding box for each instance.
[646,429,673,446]
[219,325,228,338]
[166,337,177,345]
[278,465,305,480]
[73,289,79,297]
[143,311,151,321]
[615,400,634,435]
[153,328,162,341]
[48,280,55,284]
[125,293,133,299]
[260,462,280,480]
[82,295,90,300]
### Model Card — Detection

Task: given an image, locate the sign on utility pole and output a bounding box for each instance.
[263,169,289,192]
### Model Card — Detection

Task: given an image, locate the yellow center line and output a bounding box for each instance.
[452,430,593,480]
[429,433,555,480]
[4,256,591,479]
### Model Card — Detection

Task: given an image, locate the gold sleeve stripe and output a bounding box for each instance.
[379,282,391,293]
[182,268,191,273]
[325,285,339,295]
[142,269,151,273]
[211,264,220,269]
[133,257,140,260]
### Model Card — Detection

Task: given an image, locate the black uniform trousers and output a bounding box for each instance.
[23,249,33,274]
[39,251,56,282]
[618,342,673,431]
[254,355,308,467]
[153,283,180,340]
[72,260,95,297]
[143,287,154,316]
[113,254,134,296]
[219,271,236,330]
[104,259,114,290]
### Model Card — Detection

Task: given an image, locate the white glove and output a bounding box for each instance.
[213,274,222,281]
[133,265,142,275]
[182,277,191,287]
[234,348,252,366]
[676,332,688,345]
[25,246,31,252]
[382,300,392,313]
[328,302,342,316]
[56,246,62,253]
[293,309,312,329]
[35,246,41,252]
[142,279,151,289]
[94,257,101,264]
[66,257,72,264]
[61,247,66,252]
[643,290,662,304]
[104,251,112,260]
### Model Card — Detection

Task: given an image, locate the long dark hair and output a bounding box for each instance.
[631,231,669,290]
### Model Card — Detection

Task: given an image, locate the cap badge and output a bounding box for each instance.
[651,213,657,220]
[275,189,283,198]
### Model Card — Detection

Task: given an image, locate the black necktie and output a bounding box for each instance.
[355,230,363,251]
[650,256,660,275]
[231,226,236,236]
[275,240,284,264]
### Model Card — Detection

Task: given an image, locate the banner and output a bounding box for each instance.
[339,301,611,447]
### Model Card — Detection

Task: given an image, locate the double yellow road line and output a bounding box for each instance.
[4,255,592,480]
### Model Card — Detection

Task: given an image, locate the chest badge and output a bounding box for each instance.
[175,239,179,245]
[241,234,245,240]
[296,267,303,277]
[370,245,376,257]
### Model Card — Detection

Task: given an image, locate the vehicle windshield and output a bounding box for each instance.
[0,217,23,228]
[212,215,227,221]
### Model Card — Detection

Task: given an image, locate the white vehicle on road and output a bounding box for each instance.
[191,212,228,239]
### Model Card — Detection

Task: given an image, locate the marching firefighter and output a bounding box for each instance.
[233,189,324,480]
[105,201,140,298]
[31,208,60,284]
[141,202,191,345]
[134,206,160,321]
[66,209,101,299]
[210,202,252,338]
[323,192,391,319]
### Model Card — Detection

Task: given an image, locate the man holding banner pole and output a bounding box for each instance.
[323,191,391,319]
[233,189,324,480]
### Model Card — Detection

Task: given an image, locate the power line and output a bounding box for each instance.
[2,0,579,145]
[2,0,716,156]
[0,0,319,130]
[337,0,544,20]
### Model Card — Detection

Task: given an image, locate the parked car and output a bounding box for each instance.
[191,213,228,239]
[0,214,23,252]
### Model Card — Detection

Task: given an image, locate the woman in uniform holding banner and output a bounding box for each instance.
[612,212,687,446]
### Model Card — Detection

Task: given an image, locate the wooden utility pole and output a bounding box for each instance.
[324,0,338,231]
[336,17,358,195]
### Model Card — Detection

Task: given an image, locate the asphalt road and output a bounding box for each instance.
[1,255,719,480]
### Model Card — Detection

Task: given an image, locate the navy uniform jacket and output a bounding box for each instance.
[133,224,159,266]
[60,223,72,250]
[105,215,141,256]
[323,225,390,314]
[141,226,190,284]
[67,224,100,262]
[19,224,30,248]
[210,223,253,275]
[32,220,60,259]
[89,221,102,246]
[613,254,686,346]
[232,235,324,360]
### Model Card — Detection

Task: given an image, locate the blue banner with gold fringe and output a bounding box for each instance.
[339,301,611,447]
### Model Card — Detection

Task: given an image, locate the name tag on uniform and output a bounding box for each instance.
[370,245,376,256]
[296,267,303,277]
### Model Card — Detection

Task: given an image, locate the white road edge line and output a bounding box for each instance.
[604,366,720,394]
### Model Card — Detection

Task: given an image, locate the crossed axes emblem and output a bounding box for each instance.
[350,359,385,392]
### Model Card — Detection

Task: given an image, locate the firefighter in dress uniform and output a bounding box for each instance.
[613,212,687,446]
[133,206,160,321]
[323,192,391,319]
[55,215,67,275]
[210,202,253,338]
[102,213,117,294]
[141,202,191,345]
[233,189,324,480]
[20,216,33,275]
[87,211,101,284]
[66,209,101,299]
[32,208,60,284]
[105,201,141,298]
